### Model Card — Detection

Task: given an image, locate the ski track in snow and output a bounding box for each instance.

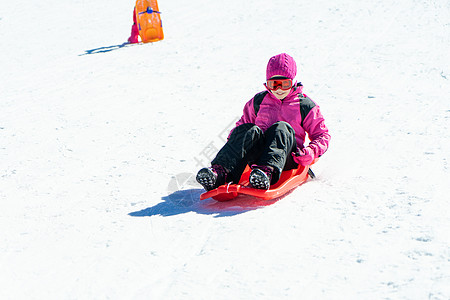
[1,0,450,299]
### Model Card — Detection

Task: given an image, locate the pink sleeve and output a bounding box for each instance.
[236,98,256,126]
[228,98,257,138]
[302,106,330,157]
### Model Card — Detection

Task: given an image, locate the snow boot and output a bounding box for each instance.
[249,165,273,190]
[128,34,139,44]
[196,165,228,191]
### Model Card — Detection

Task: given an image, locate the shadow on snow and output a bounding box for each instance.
[128,188,283,218]
[79,42,138,56]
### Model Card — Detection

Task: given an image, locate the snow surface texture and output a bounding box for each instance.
[1,0,450,299]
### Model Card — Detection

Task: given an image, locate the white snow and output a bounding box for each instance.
[1,0,450,299]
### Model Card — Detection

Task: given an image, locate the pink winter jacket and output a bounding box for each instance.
[234,86,330,158]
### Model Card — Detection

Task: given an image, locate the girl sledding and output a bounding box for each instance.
[196,53,331,201]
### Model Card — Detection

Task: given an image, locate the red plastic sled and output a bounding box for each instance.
[200,159,318,201]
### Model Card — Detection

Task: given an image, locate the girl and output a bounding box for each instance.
[127,8,139,44]
[196,53,330,190]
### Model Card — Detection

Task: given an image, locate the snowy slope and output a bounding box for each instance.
[1,0,450,299]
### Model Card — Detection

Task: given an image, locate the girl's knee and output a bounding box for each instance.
[235,123,262,134]
[229,123,264,141]
[269,121,295,133]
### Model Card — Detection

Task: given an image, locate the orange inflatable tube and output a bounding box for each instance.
[135,0,164,43]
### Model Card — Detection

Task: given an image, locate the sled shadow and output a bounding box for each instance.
[129,188,283,218]
[79,42,133,56]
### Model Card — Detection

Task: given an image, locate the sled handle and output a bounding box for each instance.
[307,168,316,179]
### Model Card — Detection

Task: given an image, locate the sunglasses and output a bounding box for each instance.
[265,78,293,91]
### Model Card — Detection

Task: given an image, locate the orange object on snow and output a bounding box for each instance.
[135,0,164,43]
[200,159,318,202]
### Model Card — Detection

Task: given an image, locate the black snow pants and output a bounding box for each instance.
[211,121,298,184]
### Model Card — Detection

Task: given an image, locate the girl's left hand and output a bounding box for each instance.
[292,147,315,166]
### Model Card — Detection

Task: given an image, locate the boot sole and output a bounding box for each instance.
[249,169,270,190]
[196,168,217,191]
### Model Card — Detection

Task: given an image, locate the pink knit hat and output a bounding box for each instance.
[266,53,297,80]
